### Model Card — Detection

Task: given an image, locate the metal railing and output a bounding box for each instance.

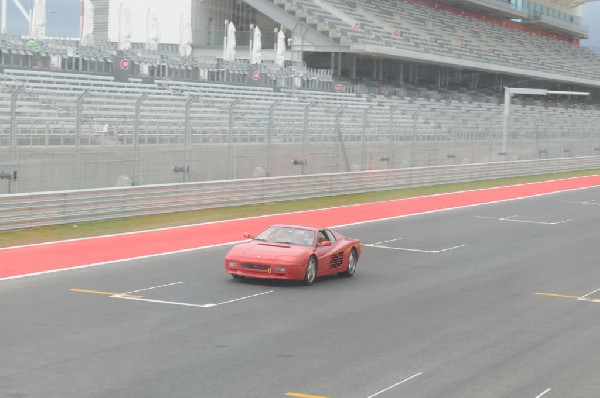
[1,157,599,231]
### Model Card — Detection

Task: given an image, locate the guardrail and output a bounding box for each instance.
[1,157,599,231]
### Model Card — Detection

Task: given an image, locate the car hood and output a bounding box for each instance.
[227,241,310,261]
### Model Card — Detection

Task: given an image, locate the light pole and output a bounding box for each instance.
[9,85,25,194]
[183,96,198,183]
[75,89,89,189]
[132,94,148,186]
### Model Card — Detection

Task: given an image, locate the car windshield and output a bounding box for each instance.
[254,226,315,246]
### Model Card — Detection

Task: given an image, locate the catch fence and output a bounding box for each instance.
[1,84,600,194]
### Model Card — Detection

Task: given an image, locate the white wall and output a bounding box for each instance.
[107,0,192,44]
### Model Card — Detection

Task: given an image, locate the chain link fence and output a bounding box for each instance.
[1,84,600,194]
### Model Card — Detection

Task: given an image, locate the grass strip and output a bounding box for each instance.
[1,169,599,249]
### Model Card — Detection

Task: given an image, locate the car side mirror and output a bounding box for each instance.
[318,240,331,247]
[243,232,254,239]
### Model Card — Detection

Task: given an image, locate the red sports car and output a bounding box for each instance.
[224,224,361,285]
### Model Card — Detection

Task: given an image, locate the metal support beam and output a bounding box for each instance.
[75,90,89,189]
[361,105,373,170]
[227,98,240,179]
[388,106,396,168]
[335,105,349,172]
[183,96,198,183]
[11,0,31,22]
[132,94,148,185]
[501,88,511,157]
[8,85,24,194]
[267,100,280,177]
[301,102,314,175]
[411,105,423,167]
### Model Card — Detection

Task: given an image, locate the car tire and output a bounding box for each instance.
[303,256,317,286]
[339,248,357,277]
[231,274,245,280]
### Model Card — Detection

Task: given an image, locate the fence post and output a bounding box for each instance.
[132,93,148,186]
[75,89,89,189]
[361,105,373,170]
[184,96,198,183]
[501,89,510,161]
[411,105,422,167]
[302,102,314,175]
[388,106,396,168]
[228,98,240,179]
[267,100,280,177]
[8,85,25,194]
[335,104,349,172]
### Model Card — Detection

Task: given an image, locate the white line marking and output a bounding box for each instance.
[112,297,216,308]
[565,199,600,206]
[536,388,551,397]
[500,218,572,225]
[366,372,423,398]
[484,215,572,225]
[365,243,467,253]
[111,290,274,308]
[124,281,184,294]
[580,299,600,303]
[213,290,275,306]
[437,244,467,252]
[580,287,600,299]
[374,238,403,245]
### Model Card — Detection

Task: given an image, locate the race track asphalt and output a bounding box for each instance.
[1,185,600,398]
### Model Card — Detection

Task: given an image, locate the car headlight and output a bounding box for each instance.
[228,261,239,267]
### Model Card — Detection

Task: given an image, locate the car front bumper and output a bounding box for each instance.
[225,259,306,280]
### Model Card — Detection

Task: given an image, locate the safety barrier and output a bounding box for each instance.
[1,157,599,231]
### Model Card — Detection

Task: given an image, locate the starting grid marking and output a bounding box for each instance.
[285,372,424,398]
[536,285,600,304]
[562,199,600,206]
[364,237,467,253]
[285,373,552,398]
[114,289,274,308]
[475,215,572,225]
[535,292,600,303]
[122,281,184,294]
[71,282,274,309]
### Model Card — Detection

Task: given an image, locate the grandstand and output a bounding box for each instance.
[1,0,600,193]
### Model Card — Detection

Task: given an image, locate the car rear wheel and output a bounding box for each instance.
[303,256,317,286]
[339,249,357,277]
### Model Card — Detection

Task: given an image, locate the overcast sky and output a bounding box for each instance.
[1,0,599,50]
[581,1,600,50]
